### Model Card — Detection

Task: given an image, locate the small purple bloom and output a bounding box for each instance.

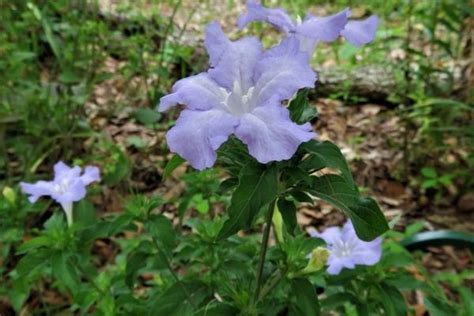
[238,1,378,55]
[20,161,100,226]
[311,220,382,275]
[159,22,316,170]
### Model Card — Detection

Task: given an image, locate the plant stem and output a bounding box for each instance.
[151,236,196,309]
[253,199,277,303]
[258,269,283,302]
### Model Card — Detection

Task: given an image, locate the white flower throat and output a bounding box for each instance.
[219,80,256,116]
[53,179,71,195]
[331,239,357,258]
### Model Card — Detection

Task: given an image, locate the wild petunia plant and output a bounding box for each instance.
[12,3,460,316]
[156,1,389,314]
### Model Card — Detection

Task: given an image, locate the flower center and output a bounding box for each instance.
[331,240,356,258]
[219,80,256,117]
[53,180,70,195]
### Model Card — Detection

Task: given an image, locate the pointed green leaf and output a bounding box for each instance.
[288,89,317,124]
[277,198,297,235]
[309,175,388,241]
[217,163,278,240]
[163,155,186,178]
[302,140,355,188]
[289,278,320,316]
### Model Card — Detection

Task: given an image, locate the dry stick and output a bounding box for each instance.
[253,199,277,304]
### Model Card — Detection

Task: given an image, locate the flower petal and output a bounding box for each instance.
[53,179,87,204]
[326,257,346,275]
[166,109,239,170]
[238,0,295,32]
[205,21,263,92]
[253,36,316,104]
[235,104,314,163]
[20,181,54,203]
[53,161,72,177]
[351,241,382,265]
[313,226,343,245]
[341,15,379,47]
[159,73,226,112]
[297,8,349,42]
[80,166,101,185]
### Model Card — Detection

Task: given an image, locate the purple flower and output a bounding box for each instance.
[159,22,316,170]
[20,161,100,226]
[238,1,379,55]
[310,220,382,275]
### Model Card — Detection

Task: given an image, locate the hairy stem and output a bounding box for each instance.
[254,199,277,303]
[151,236,196,309]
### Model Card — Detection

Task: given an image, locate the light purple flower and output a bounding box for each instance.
[238,1,378,55]
[20,161,100,226]
[310,220,382,275]
[159,22,316,170]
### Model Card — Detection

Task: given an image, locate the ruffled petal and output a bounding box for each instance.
[53,161,72,177]
[297,8,349,42]
[341,15,379,47]
[205,21,263,92]
[253,36,316,104]
[326,257,346,275]
[238,0,295,32]
[235,104,314,163]
[20,180,55,203]
[159,73,226,112]
[313,226,343,245]
[80,166,101,185]
[166,109,239,170]
[53,161,80,181]
[350,242,382,265]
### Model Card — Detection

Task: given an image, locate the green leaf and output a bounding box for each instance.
[277,198,297,235]
[217,163,278,240]
[125,250,149,288]
[59,70,81,84]
[288,89,317,124]
[421,167,437,178]
[74,200,96,227]
[51,252,80,291]
[320,293,359,310]
[163,155,186,178]
[424,295,456,316]
[147,282,209,316]
[309,175,388,241]
[104,149,131,185]
[134,108,161,125]
[145,214,176,253]
[302,140,355,188]
[191,194,210,214]
[288,278,320,316]
[17,236,53,254]
[376,283,408,316]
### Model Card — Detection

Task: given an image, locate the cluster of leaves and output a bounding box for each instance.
[1,188,471,315]
[0,0,194,182]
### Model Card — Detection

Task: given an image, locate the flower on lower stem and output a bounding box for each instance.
[238,0,379,56]
[20,161,100,226]
[310,220,382,275]
[159,21,316,170]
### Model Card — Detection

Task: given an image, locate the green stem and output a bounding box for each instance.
[253,199,277,303]
[151,236,196,309]
[258,269,283,302]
